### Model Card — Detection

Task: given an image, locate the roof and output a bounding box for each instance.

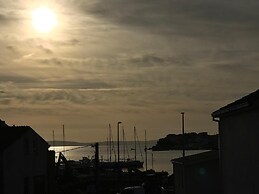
[212,89,259,118]
[0,119,49,150]
[171,151,219,166]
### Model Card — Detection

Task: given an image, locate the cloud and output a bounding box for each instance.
[0,14,9,23]
[0,12,19,24]
[0,73,37,84]
[37,45,53,54]
[43,38,81,47]
[74,0,259,36]
[6,45,18,53]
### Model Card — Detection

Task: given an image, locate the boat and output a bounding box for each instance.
[98,124,144,169]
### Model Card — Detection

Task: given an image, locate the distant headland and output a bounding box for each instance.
[151,132,218,151]
[47,140,89,146]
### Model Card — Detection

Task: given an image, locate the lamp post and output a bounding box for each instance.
[117,121,122,164]
[181,112,185,157]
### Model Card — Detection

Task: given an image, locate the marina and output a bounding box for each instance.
[54,142,172,194]
[51,143,207,174]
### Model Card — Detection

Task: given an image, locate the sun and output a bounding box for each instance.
[32,7,57,33]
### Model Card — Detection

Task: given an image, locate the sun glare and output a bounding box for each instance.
[32,7,57,33]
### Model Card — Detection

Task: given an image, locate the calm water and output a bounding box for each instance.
[50,141,207,174]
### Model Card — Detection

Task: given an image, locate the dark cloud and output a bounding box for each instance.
[0,67,115,91]
[37,45,53,54]
[48,38,81,46]
[0,73,38,84]
[0,14,8,22]
[0,11,22,25]
[41,80,115,90]
[36,57,64,66]
[128,54,165,67]
[6,45,18,53]
[0,14,14,24]
[75,0,259,38]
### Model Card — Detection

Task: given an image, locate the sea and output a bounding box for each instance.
[50,141,207,175]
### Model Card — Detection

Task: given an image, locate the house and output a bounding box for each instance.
[212,89,259,194]
[0,119,55,194]
[171,151,219,194]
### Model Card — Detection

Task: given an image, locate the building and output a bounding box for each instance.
[212,89,259,194]
[0,119,55,194]
[172,151,219,194]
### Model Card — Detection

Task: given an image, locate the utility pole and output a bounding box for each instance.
[181,112,185,157]
[151,152,154,170]
[95,143,99,167]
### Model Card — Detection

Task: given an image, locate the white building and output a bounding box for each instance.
[212,89,259,194]
[0,120,55,194]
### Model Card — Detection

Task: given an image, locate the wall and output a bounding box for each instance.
[174,160,219,194]
[174,163,185,194]
[185,160,219,194]
[219,109,259,194]
[3,130,49,194]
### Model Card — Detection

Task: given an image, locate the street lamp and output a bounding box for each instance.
[117,121,122,164]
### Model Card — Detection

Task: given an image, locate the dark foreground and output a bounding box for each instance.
[56,162,173,194]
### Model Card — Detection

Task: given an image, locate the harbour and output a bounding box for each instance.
[50,143,207,174]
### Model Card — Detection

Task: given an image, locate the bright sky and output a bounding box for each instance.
[1,0,259,142]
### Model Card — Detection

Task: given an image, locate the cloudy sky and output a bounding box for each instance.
[1,0,259,142]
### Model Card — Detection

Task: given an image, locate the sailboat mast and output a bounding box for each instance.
[134,126,137,161]
[145,130,147,171]
[52,130,55,151]
[63,124,66,156]
[123,126,126,162]
[109,124,112,162]
[106,137,109,161]
[117,122,122,164]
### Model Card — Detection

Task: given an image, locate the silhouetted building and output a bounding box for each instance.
[172,151,219,194]
[0,119,55,194]
[212,89,259,194]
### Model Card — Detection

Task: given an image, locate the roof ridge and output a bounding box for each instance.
[212,89,259,117]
